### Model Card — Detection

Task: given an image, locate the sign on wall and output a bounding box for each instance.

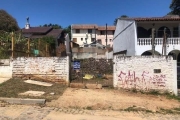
[73,61,80,70]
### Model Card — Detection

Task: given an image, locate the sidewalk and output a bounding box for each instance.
[0,104,179,120]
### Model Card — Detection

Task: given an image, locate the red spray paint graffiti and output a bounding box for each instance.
[118,70,166,89]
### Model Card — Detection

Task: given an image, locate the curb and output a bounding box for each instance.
[0,98,46,105]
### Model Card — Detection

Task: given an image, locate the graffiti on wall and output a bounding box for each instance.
[117,70,167,90]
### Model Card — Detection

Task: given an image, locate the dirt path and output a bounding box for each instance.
[47,88,180,112]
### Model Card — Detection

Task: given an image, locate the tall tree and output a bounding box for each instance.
[169,0,180,15]
[114,15,128,26]
[63,25,71,39]
[0,9,19,32]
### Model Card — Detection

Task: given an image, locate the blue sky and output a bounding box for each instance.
[0,0,171,28]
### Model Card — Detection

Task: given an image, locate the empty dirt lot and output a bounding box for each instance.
[47,88,180,113]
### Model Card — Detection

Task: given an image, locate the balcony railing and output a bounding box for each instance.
[137,38,180,45]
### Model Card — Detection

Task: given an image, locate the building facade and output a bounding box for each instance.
[71,24,115,47]
[113,15,180,63]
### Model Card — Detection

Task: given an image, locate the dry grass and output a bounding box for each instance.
[0,78,67,102]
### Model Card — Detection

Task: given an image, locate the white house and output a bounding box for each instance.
[113,15,180,63]
[71,24,115,47]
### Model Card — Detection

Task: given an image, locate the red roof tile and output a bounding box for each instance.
[72,24,116,30]
[120,15,180,21]
[72,24,98,29]
[98,26,116,30]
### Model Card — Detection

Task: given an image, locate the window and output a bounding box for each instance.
[75,29,80,33]
[73,38,77,42]
[112,30,115,35]
[91,38,95,42]
[100,31,105,35]
[85,38,87,43]
[88,29,92,33]
[109,39,112,42]
[97,39,102,44]
[173,27,178,37]
[154,69,161,73]
[81,38,83,41]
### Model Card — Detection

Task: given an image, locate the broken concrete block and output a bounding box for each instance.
[70,83,85,88]
[86,84,102,89]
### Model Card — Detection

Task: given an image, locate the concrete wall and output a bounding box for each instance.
[0,59,12,78]
[106,51,113,59]
[12,57,69,84]
[72,53,106,59]
[113,19,137,55]
[72,47,107,59]
[113,55,177,95]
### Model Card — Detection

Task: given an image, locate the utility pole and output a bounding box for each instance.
[94,26,96,43]
[11,32,14,58]
[106,23,107,47]
[152,28,155,56]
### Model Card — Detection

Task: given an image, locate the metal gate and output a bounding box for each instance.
[177,66,180,89]
[70,58,113,87]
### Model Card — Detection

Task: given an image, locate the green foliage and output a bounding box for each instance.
[169,0,180,15]
[148,90,160,95]
[41,23,62,29]
[86,106,93,110]
[63,25,71,39]
[0,31,12,59]
[114,15,128,26]
[41,36,55,44]
[0,9,19,32]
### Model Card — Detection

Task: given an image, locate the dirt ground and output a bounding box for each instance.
[47,88,180,112]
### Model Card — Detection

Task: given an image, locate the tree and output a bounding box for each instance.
[0,9,19,32]
[40,23,62,29]
[63,25,71,39]
[113,15,128,26]
[169,0,180,15]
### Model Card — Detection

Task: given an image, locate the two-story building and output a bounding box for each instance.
[113,15,180,63]
[71,24,115,47]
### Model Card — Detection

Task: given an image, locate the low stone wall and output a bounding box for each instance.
[12,57,69,84]
[113,56,177,95]
[0,59,12,78]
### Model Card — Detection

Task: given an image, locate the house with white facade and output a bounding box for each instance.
[71,24,115,47]
[113,15,180,63]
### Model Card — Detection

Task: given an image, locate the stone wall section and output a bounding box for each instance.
[12,57,69,84]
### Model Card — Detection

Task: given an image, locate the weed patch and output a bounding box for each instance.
[0,78,67,101]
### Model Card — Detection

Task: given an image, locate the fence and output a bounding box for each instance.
[71,58,113,87]
[0,31,55,59]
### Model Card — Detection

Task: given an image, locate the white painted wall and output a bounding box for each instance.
[113,55,177,95]
[106,51,113,59]
[113,19,137,55]
[0,60,12,78]
[72,29,96,46]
